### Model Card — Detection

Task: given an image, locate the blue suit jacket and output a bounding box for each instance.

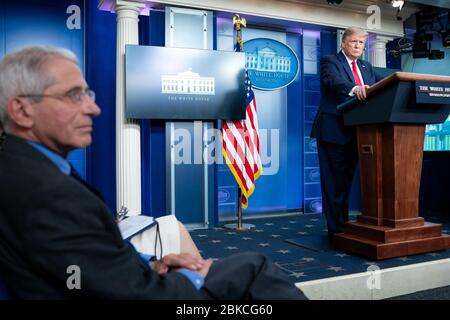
[311,51,383,145]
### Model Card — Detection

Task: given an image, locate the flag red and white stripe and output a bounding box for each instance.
[222,71,262,208]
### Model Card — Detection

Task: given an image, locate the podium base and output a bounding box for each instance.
[223,223,255,231]
[333,221,450,260]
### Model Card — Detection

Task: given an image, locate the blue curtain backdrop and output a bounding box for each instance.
[85,0,117,214]
[85,5,169,217]
[142,11,168,217]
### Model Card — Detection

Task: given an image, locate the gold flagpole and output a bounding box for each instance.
[233,14,246,52]
[224,14,255,231]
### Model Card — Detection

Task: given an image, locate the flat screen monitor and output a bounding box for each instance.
[125,45,246,120]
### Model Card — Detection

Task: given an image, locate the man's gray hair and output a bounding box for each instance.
[0,46,79,128]
[342,27,368,42]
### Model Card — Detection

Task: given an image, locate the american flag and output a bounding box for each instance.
[222,71,263,208]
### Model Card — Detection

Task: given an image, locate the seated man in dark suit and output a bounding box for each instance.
[0,46,306,300]
[311,27,383,240]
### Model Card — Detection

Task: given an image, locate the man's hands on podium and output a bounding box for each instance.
[354,84,371,101]
[151,253,213,278]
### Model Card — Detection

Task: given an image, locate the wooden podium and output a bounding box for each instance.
[333,72,450,260]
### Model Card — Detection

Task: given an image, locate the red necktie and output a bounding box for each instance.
[351,60,363,86]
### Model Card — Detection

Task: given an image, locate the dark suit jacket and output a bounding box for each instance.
[311,51,383,145]
[0,134,201,299]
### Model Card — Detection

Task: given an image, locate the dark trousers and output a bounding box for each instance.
[317,139,358,237]
[200,252,307,300]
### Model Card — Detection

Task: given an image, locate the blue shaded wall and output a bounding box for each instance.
[286,33,303,211]
[302,29,322,214]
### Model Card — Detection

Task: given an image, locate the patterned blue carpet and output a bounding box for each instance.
[190,213,450,282]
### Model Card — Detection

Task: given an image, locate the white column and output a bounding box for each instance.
[369,34,394,68]
[115,1,144,215]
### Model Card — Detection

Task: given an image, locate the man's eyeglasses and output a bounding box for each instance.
[18,87,96,105]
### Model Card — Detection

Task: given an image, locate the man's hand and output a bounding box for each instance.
[192,259,213,278]
[152,253,212,278]
[354,85,370,101]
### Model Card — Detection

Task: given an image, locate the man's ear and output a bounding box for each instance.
[6,97,34,129]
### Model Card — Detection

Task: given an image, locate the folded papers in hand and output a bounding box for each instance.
[118,215,156,240]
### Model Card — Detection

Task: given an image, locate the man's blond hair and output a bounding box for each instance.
[342,27,368,43]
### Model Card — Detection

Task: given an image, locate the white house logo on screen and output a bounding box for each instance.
[245,47,291,73]
[161,68,215,95]
[244,38,299,90]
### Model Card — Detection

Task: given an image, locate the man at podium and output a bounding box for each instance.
[311,27,383,240]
